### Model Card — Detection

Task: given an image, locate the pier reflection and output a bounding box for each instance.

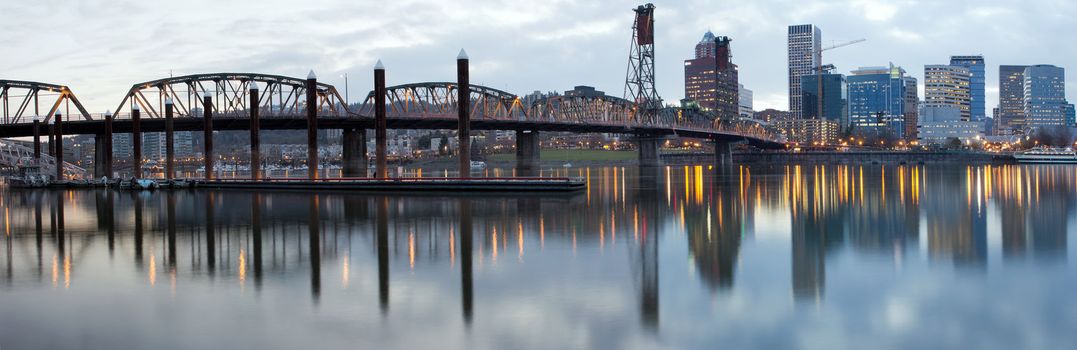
[0,163,1073,329]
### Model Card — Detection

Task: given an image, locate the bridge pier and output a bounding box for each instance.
[202,93,214,180]
[715,141,733,167]
[636,136,662,167]
[515,130,539,174]
[53,112,63,180]
[306,71,319,180]
[32,116,40,165]
[457,50,471,178]
[374,61,387,179]
[342,128,367,177]
[131,104,142,179]
[103,112,113,178]
[165,99,175,180]
[94,134,109,178]
[249,83,261,180]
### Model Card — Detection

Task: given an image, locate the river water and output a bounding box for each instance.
[0,163,1075,349]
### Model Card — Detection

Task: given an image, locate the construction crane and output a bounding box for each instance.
[806,38,865,122]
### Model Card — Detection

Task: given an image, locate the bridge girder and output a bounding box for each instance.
[0,80,92,124]
[112,73,350,120]
[359,82,527,121]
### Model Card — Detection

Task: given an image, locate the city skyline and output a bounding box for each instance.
[2,0,1075,115]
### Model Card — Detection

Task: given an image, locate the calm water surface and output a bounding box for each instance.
[1,164,1075,349]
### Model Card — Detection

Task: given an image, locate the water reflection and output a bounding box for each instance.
[0,163,1074,348]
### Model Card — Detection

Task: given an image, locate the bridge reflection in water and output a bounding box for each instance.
[0,163,1073,347]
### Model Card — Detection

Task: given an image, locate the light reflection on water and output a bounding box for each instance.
[0,163,1075,349]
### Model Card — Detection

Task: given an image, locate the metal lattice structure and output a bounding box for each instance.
[0,139,87,179]
[0,80,92,124]
[527,94,638,125]
[624,3,662,120]
[112,73,349,119]
[358,82,527,120]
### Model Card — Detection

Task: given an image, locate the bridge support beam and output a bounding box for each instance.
[103,112,113,178]
[715,141,733,167]
[94,134,109,178]
[636,136,662,167]
[165,99,175,180]
[306,71,319,180]
[249,84,261,180]
[342,128,367,177]
[202,93,214,180]
[374,61,387,179]
[54,112,63,180]
[515,130,539,175]
[131,105,142,179]
[32,117,40,165]
[457,50,471,178]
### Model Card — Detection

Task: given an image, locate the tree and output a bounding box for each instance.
[945,137,963,150]
[1030,126,1075,147]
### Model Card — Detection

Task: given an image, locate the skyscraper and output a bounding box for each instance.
[801,72,847,126]
[998,65,1028,134]
[950,56,986,121]
[924,65,971,121]
[903,76,919,140]
[1023,64,1067,128]
[788,24,821,119]
[684,32,739,119]
[847,65,907,138]
[738,84,753,118]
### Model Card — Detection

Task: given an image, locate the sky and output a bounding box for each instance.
[2,0,1075,115]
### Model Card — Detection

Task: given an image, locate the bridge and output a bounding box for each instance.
[0,61,783,181]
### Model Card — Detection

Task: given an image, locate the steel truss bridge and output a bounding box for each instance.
[0,74,784,176]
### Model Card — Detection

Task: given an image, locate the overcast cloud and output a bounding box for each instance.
[2,0,1074,114]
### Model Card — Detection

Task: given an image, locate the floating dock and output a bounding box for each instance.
[187,177,585,192]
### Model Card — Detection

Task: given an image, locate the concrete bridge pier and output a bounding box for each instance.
[714,141,733,167]
[342,128,367,177]
[202,93,214,180]
[131,105,141,179]
[94,133,109,178]
[306,71,319,180]
[249,84,261,180]
[457,49,471,178]
[103,112,113,178]
[374,61,387,179]
[515,130,539,175]
[165,99,175,180]
[636,136,663,167]
[53,112,63,180]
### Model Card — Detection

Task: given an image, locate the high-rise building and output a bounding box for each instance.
[998,65,1029,133]
[738,84,753,118]
[903,76,919,140]
[801,72,847,127]
[924,65,971,121]
[1023,64,1067,128]
[950,55,986,121]
[112,133,132,160]
[788,24,821,119]
[684,32,739,119]
[847,65,907,138]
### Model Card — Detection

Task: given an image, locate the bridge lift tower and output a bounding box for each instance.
[624,3,662,122]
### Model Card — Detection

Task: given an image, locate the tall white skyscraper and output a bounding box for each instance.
[788,24,821,119]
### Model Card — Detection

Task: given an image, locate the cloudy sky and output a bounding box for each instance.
[2,0,1074,115]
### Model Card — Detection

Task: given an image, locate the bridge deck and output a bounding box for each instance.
[0,116,784,149]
